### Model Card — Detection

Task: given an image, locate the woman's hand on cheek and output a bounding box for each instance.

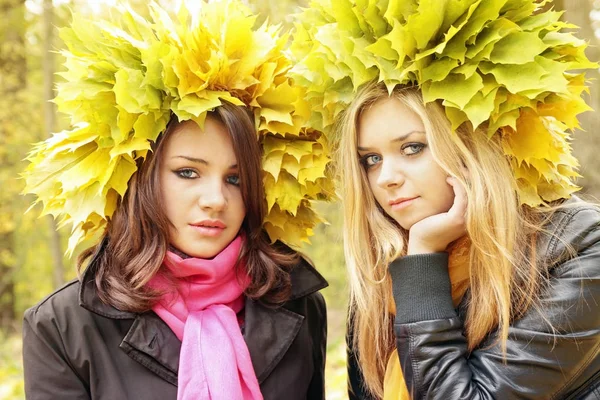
[407,177,467,255]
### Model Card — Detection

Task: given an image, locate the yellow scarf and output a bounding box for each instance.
[383,238,471,400]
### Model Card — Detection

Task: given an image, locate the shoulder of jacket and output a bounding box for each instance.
[550,200,600,244]
[551,198,600,226]
[24,279,83,324]
[303,290,326,311]
[543,198,600,268]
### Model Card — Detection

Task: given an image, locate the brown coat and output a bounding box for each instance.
[23,254,327,400]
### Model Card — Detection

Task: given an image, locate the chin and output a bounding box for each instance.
[172,227,240,259]
[392,214,423,231]
[175,242,224,259]
[188,250,219,259]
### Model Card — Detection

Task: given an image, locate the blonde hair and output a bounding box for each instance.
[337,82,554,398]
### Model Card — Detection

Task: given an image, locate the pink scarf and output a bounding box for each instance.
[149,236,263,400]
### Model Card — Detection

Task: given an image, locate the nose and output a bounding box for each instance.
[198,179,227,211]
[376,158,404,189]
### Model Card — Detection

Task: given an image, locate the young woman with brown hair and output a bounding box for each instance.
[21,2,331,399]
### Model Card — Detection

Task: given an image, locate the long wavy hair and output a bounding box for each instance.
[78,102,298,312]
[337,82,562,398]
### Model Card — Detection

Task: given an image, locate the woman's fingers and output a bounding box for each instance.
[406,177,468,255]
[446,177,467,220]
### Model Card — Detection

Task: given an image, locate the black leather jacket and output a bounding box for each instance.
[349,198,600,399]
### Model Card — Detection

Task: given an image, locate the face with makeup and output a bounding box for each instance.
[357,97,455,231]
[160,118,246,258]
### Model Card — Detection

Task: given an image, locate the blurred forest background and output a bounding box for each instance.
[0,0,599,399]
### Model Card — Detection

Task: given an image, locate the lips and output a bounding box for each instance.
[189,220,227,237]
[191,220,226,229]
[389,196,418,210]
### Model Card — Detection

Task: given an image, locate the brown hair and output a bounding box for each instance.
[78,102,297,312]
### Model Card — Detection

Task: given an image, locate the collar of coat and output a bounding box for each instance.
[78,240,328,385]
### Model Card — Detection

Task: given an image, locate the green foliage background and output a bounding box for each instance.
[0,1,599,399]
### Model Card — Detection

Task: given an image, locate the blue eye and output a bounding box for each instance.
[226,175,240,186]
[361,154,382,168]
[402,143,426,155]
[366,154,382,165]
[176,169,198,179]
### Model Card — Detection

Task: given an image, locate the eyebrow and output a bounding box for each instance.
[357,130,426,151]
[173,155,237,169]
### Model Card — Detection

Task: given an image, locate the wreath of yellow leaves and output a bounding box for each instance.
[23,0,334,255]
[289,0,596,206]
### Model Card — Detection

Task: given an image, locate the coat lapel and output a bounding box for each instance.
[120,312,181,386]
[243,300,304,383]
[243,257,328,383]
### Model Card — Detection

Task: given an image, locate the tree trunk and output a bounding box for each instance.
[0,0,26,331]
[43,0,65,288]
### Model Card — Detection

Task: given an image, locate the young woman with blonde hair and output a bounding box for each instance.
[290,0,600,398]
